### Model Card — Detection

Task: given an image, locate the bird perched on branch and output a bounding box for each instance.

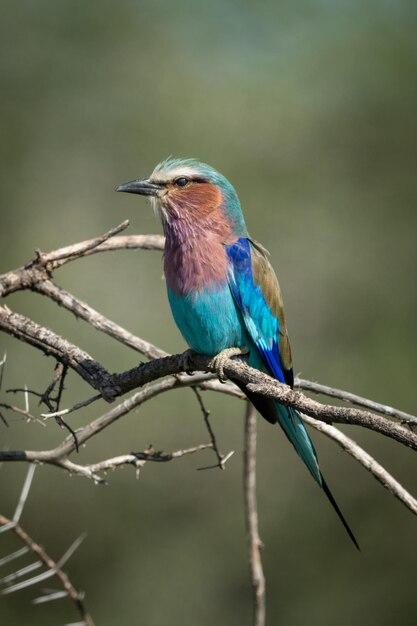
[117,157,358,549]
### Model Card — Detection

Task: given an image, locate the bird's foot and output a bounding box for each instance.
[179,349,197,375]
[209,347,249,383]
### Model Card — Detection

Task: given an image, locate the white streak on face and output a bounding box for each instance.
[150,165,201,184]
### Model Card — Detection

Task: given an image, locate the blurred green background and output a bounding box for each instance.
[0,1,416,624]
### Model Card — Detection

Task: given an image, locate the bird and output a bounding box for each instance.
[117,157,359,549]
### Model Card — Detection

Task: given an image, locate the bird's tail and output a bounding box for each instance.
[276,403,360,550]
[237,382,359,550]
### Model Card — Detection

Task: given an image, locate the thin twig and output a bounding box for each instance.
[296,378,417,426]
[36,362,67,412]
[0,402,45,426]
[59,444,213,483]
[35,280,167,360]
[0,230,163,298]
[41,394,102,420]
[244,402,265,626]
[39,220,130,264]
[44,232,163,267]
[304,415,417,516]
[192,387,232,470]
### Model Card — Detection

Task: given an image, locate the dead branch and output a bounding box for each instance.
[60,443,214,483]
[244,402,265,626]
[302,414,417,515]
[1,224,416,626]
[192,386,233,470]
[0,226,416,485]
[1,313,415,453]
[297,379,417,426]
[0,515,93,626]
[0,467,94,625]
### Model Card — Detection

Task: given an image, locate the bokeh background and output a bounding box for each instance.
[1,1,416,625]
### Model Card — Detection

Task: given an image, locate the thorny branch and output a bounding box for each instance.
[0,515,94,625]
[0,224,416,625]
[0,467,94,625]
[0,224,415,496]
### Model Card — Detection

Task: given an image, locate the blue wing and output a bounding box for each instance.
[226,238,321,484]
[226,237,359,549]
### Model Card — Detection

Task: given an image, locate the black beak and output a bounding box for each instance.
[116,178,164,197]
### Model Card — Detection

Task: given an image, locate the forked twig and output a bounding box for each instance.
[192,387,234,470]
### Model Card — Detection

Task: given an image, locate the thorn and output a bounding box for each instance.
[197,450,234,471]
[0,521,16,534]
[220,450,235,468]
[0,547,30,568]
[1,566,56,594]
[24,384,29,414]
[0,560,42,585]
[56,532,87,568]
[32,589,69,604]
[13,464,36,523]
[0,351,6,391]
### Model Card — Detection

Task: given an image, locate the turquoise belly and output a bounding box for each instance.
[167,284,247,356]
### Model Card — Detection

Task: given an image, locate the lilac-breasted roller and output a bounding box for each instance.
[117,157,358,549]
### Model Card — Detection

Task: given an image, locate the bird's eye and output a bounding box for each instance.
[174,177,189,188]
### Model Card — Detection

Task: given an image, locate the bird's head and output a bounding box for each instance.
[117,157,247,236]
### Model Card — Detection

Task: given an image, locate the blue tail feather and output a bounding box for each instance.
[275,403,322,485]
[237,382,360,549]
[275,403,360,549]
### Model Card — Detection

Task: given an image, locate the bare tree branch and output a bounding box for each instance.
[192,387,234,470]
[1,354,416,468]
[0,305,110,393]
[34,279,167,360]
[244,402,265,626]
[303,414,417,515]
[0,221,131,298]
[0,516,93,625]
[43,232,165,267]
[297,379,417,426]
[0,375,229,471]
[2,305,416,451]
[0,468,94,625]
[1,225,416,626]
[59,443,214,483]
[1,225,414,448]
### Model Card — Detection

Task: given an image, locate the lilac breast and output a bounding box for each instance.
[163,220,230,295]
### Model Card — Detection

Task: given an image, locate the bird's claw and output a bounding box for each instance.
[209,347,249,383]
